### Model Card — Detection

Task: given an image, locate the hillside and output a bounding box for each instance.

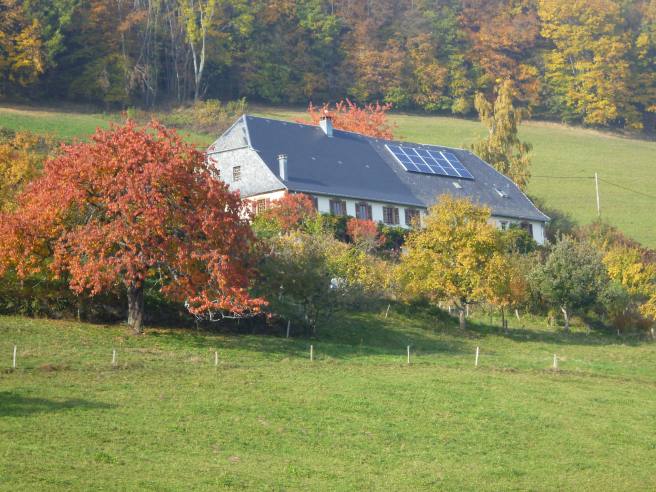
[1,308,655,490]
[1,104,655,246]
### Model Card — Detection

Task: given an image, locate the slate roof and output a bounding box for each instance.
[241,115,549,222]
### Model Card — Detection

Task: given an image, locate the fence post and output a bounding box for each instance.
[214,351,219,367]
[112,349,116,367]
[310,345,314,362]
[553,354,558,370]
[385,304,391,319]
[286,320,291,338]
[475,346,479,367]
[407,345,410,365]
[12,345,17,369]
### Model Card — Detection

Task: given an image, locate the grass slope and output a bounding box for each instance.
[1,308,655,490]
[1,104,655,246]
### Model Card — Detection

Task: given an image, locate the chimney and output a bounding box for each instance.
[319,113,333,137]
[278,154,288,181]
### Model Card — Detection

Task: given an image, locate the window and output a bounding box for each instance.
[255,199,268,214]
[233,166,241,182]
[383,206,399,225]
[355,202,372,220]
[311,196,319,210]
[404,208,420,227]
[500,220,509,231]
[520,221,534,237]
[329,199,347,216]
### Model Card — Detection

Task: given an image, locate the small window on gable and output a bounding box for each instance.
[383,206,400,225]
[233,166,241,182]
[405,208,420,227]
[329,199,347,216]
[355,202,372,220]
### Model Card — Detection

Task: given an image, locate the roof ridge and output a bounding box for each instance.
[244,114,467,151]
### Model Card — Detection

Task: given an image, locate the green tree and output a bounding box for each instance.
[398,195,501,329]
[530,236,608,331]
[471,80,532,190]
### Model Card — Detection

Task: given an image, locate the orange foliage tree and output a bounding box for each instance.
[306,99,396,139]
[0,121,265,333]
[346,218,381,252]
[256,193,316,233]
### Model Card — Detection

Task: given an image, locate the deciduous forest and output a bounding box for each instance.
[2,0,656,130]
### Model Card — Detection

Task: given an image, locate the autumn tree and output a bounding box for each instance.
[538,0,639,126]
[252,192,317,237]
[0,0,45,94]
[487,253,532,330]
[398,195,502,329]
[461,0,541,103]
[472,80,532,190]
[0,130,51,211]
[306,99,396,139]
[346,218,381,252]
[0,121,264,334]
[604,245,656,332]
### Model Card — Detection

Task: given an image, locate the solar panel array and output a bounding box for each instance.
[385,144,474,180]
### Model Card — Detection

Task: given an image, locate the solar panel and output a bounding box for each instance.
[385,144,474,179]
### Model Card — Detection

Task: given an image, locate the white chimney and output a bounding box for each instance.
[320,114,333,137]
[278,154,288,180]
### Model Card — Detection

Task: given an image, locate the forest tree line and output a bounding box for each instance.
[2,0,656,130]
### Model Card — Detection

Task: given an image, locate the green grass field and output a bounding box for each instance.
[1,104,655,246]
[1,307,655,490]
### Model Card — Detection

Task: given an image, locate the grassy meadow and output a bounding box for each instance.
[1,104,656,246]
[1,307,655,490]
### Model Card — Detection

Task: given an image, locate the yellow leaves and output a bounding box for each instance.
[399,196,499,306]
[0,6,45,89]
[539,0,638,126]
[472,80,531,190]
[603,246,656,298]
[0,131,48,212]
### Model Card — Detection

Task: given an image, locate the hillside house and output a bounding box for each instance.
[207,115,549,244]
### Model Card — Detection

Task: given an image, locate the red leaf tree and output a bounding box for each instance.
[346,218,382,252]
[0,121,265,333]
[306,99,396,139]
[257,193,316,232]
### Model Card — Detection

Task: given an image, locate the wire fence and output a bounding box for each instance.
[1,340,649,384]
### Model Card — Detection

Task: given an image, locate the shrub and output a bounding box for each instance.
[529,236,608,331]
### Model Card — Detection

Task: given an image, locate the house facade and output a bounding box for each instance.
[207,114,549,244]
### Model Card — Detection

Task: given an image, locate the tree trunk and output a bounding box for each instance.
[127,283,145,335]
[560,306,570,332]
[458,307,466,330]
[500,307,505,330]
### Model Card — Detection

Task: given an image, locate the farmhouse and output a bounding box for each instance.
[207,114,549,244]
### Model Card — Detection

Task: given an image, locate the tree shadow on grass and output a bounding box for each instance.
[462,317,649,347]
[147,302,469,360]
[0,391,116,417]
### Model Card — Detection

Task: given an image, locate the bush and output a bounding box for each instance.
[256,231,391,335]
[529,236,608,331]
